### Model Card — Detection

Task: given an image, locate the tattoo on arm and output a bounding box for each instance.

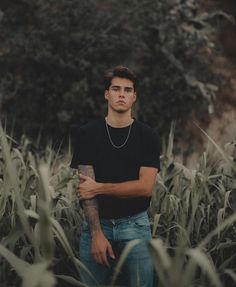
[78,165,101,233]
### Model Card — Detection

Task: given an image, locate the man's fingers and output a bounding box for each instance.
[107,244,115,259]
[93,252,110,268]
[101,252,110,268]
[79,173,89,180]
[78,178,85,184]
[93,253,101,265]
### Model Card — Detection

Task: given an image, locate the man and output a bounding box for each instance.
[70,66,161,286]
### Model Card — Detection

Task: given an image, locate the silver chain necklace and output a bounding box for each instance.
[105,119,133,149]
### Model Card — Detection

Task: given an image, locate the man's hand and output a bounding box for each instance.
[92,230,115,267]
[77,174,101,200]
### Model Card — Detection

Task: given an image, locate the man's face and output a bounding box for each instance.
[104,77,136,113]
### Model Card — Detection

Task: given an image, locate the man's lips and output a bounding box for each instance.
[116,101,126,104]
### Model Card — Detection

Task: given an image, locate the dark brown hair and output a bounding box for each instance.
[104,66,139,91]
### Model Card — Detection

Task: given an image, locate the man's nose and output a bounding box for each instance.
[119,89,125,97]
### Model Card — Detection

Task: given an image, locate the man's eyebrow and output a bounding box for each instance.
[111,85,121,88]
[111,85,134,89]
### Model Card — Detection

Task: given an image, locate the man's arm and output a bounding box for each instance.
[78,165,101,233]
[78,166,158,200]
[78,165,115,267]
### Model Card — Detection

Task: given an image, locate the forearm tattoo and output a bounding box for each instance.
[78,165,101,233]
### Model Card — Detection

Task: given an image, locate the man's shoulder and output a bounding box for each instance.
[135,120,161,151]
[80,118,104,131]
[135,120,159,136]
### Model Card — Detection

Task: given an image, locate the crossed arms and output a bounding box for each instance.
[78,164,158,267]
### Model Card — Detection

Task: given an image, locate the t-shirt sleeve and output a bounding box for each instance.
[70,127,95,169]
[140,129,161,171]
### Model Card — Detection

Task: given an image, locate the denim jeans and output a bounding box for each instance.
[79,211,153,287]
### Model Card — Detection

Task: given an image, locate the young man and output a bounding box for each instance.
[70,66,161,286]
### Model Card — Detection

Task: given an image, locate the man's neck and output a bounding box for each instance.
[105,113,134,128]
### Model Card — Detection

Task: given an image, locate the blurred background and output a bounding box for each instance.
[0,0,235,163]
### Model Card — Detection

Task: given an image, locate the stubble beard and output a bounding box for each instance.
[111,106,130,114]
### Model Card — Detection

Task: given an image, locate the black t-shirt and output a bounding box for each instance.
[70,118,161,219]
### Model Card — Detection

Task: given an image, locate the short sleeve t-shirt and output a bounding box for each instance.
[70,118,161,219]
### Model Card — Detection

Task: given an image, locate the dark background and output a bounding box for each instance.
[0,0,235,152]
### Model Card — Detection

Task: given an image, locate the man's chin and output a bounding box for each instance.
[113,107,129,113]
[116,109,128,114]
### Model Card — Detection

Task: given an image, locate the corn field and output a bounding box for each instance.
[0,123,236,287]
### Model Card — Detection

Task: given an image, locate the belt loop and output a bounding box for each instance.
[128,215,131,224]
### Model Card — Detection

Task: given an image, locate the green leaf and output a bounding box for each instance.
[0,244,29,277]
[22,262,56,287]
[186,248,223,287]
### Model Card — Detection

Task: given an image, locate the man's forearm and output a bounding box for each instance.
[94,167,158,198]
[82,199,101,235]
[78,167,158,200]
[78,165,101,235]
[95,179,150,198]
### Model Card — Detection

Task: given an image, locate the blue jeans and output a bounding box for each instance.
[79,211,153,287]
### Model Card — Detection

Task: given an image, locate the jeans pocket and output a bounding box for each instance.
[131,216,152,240]
[133,217,150,230]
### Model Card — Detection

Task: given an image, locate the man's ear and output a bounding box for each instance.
[104,90,108,100]
[133,92,137,103]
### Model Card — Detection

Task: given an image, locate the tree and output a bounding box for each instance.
[0,0,229,146]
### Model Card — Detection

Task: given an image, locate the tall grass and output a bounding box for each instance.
[149,124,236,287]
[0,122,236,286]
[0,124,87,286]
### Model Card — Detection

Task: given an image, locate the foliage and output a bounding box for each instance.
[1,124,236,286]
[0,124,84,286]
[0,0,230,144]
[149,124,236,287]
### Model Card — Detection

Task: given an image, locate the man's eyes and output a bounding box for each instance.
[111,88,133,92]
